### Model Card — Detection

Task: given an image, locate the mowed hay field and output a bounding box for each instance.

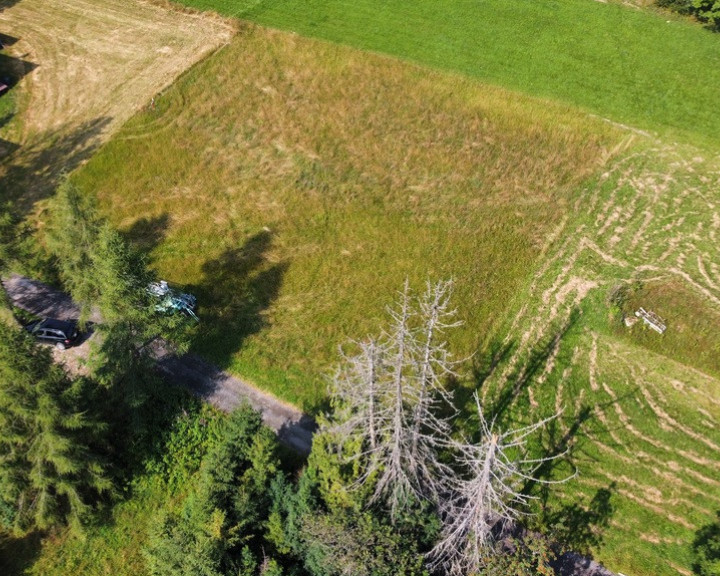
[477,147,720,575]
[71,24,620,408]
[0,0,233,206]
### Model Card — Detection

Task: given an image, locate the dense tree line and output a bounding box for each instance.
[0,181,194,537]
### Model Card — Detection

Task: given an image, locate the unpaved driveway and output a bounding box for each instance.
[2,274,315,454]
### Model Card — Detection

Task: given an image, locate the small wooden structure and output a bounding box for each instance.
[635,307,666,334]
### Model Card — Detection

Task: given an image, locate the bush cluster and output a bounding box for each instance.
[657,0,720,29]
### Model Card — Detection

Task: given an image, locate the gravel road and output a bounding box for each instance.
[2,274,315,455]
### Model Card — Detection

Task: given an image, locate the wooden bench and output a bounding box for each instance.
[635,307,666,334]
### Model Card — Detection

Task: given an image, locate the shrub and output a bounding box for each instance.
[657,0,720,29]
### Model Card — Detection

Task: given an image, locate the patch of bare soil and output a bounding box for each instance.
[0,0,234,141]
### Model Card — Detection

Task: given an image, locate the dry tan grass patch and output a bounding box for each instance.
[0,0,233,140]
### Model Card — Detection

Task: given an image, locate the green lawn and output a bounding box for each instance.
[173,0,720,147]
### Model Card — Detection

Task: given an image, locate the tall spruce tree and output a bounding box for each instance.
[0,320,110,534]
[45,180,192,410]
[44,182,103,326]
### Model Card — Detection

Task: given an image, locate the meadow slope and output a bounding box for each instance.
[479,145,720,575]
[67,23,720,574]
[71,24,619,407]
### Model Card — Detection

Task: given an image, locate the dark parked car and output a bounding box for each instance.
[25,318,80,350]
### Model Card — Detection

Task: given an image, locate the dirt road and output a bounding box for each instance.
[2,274,315,455]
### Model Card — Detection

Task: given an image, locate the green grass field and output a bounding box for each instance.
[10,1,720,574]
[173,0,720,147]
[70,25,618,408]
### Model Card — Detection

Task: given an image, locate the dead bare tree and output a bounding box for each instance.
[428,393,573,576]
[329,337,387,455]
[407,280,462,483]
[324,279,461,519]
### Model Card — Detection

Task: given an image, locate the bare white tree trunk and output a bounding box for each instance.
[428,394,573,576]
[372,279,416,517]
[367,340,379,453]
[323,279,462,520]
[328,337,389,458]
[408,280,461,487]
[324,279,575,573]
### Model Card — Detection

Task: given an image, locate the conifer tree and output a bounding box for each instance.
[0,203,18,274]
[44,181,103,326]
[0,320,110,534]
[45,180,192,403]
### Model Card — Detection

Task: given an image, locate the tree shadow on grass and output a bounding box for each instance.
[1,117,111,214]
[0,531,42,576]
[466,308,580,429]
[527,376,640,558]
[471,335,516,394]
[0,48,37,163]
[0,1,23,13]
[120,212,171,255]
[524,381,635,558]
[0,136,19,158]
[449,336,516,430]
[0,50,36,91]
[543,482,617,558]
[189,230,288,369]
[692,511,720,576]
[0,113,16,131]
[0,31,19,46]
